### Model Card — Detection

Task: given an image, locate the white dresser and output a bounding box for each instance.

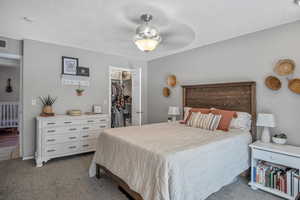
[35,114,108,167]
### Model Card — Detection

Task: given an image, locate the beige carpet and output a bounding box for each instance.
[0,153,283,200]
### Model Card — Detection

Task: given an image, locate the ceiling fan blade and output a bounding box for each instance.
[158,22,195,50]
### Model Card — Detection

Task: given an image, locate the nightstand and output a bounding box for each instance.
[249,141,300,200]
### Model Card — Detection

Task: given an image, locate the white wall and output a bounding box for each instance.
[148,21,300,145]
[23,39,147,157]
[0,66,20,102]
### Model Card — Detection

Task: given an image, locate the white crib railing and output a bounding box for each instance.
[0,102,19,128]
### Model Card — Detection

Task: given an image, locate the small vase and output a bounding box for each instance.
[43,105,53,114]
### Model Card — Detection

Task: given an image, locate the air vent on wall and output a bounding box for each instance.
[0,40,7,48]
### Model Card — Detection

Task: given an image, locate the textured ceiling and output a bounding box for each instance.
[0,0,300,61]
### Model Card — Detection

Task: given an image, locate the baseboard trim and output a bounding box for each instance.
[22,156,34,160]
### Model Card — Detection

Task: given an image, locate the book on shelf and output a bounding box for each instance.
[253,160,299,196]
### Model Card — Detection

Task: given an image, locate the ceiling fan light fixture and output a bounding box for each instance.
[134,38,160,52]
[133,14,162,52]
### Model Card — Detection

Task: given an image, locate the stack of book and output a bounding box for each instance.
[253,161,299,196]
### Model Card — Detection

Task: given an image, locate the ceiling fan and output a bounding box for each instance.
[116,12,195,52]
[133,14,162,52]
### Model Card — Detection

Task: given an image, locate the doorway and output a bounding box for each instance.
[109,66,142,128]
[0,53,22,161]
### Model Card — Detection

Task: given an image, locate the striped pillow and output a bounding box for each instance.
[187,112,222,131]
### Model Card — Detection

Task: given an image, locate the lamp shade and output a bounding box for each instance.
[168,106,180,116]
[256,113,276,127]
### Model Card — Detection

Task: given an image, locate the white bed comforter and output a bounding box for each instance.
[89,122,251,200]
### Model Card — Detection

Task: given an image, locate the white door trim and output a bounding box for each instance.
[0,53,23,158]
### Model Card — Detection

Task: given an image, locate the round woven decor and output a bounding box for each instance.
[265,76,281,91]
[167,75,177,87]
[288,78,300,94]
[162,87,170,97]
[274,59,295,76]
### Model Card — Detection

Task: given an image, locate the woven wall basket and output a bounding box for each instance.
[274,59,295,76]
[167,75,177,87]
[163,87,170,97]
[265,76,281,91]
[288,78,300,94]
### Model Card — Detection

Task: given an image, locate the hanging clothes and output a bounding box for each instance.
[111,73,132,128]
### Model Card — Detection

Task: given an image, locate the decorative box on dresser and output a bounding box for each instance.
[249,141,300,200]
[35,114,108,167]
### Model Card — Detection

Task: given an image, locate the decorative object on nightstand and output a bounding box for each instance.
[168,106,180,122]
[257,113,275,143]
[39,95,57,117]
[273,133,287,145]
[249,141,300,199]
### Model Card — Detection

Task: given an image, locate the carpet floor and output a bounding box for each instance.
[0,153,283,200]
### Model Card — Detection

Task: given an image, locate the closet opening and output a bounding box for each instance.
[110,69,132,128]
[0,54,22,161]
[109,66,142,128]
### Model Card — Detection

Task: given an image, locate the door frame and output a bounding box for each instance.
[0,53,23,158]
[108,66,141,127]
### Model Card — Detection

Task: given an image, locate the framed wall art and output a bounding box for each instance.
[77,66,90,77]
[62,56,79,75]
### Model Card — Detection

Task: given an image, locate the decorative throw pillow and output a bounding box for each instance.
[184,108,211,124]
[210,109,237,131]
[183,107,192,121]
[187,112,222,131]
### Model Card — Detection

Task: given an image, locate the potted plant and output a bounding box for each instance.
[76,88,84,96]
[40,95,57,115]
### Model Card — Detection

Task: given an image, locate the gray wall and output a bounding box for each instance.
[0,36,22,55]
[0,66,20,101]
[148,21,300,145]
[23,39,147,157]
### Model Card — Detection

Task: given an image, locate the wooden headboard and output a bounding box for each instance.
[182,81,256,140]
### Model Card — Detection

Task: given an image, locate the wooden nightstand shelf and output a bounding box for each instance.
[249,141,300,200]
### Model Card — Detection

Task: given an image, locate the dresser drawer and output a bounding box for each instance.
[81,124,107,131]
[84,118,108,124]
[42,119,81,127]
[45,142,79,157]
[44,126,80,134]
[80,131,100,140]
[253,148,300,169]
[79,140,96,151]
[45,132,79,144]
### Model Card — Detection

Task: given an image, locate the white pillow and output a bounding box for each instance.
[230,111,252,130]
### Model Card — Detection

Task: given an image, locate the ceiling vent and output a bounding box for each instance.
[0,40,7,48]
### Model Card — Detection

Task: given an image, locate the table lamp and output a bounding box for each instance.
[168,106,180,122]
[256,113,276,143]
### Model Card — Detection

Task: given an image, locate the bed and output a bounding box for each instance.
[89,81,256,200]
